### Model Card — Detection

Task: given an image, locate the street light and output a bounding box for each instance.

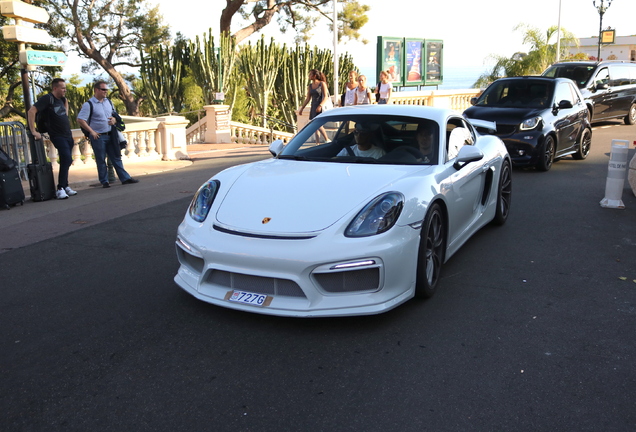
[593,0,612,61]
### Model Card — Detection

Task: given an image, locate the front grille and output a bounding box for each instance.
[496,124,517,136]
[314,268,380,293]
[207,270,306,298]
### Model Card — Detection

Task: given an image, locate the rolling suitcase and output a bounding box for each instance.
[27,162,56,202]
[27,138,56,202]
[0,167,26,210]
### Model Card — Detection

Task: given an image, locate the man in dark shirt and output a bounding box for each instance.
[27,78,77,199]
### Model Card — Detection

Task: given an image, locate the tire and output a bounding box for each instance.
[492,160,512,225]
[415,203,446,298]
[572,128,591,160]
[625,103,636,125]
[536,135,555,172]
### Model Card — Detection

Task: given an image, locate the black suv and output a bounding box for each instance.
[542,61,636,125]
[464,76,591,171]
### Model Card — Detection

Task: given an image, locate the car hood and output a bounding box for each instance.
[215,159,425,234]
[464,106,546,125]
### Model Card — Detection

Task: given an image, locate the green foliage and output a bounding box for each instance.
[237,37,281,127]
[140,41,185,115]
[474,23,579,88]
[189,31,238,105]
[223,0,370,45]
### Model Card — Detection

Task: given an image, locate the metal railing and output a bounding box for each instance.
[0,122,30,180]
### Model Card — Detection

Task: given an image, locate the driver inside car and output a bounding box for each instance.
[337,122,386,159]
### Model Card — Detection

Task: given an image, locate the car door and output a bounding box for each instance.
[553,81,580,154]
[589,67,612,120]
[608,64,633,117]
[444,117,488,245]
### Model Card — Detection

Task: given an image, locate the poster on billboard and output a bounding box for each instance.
[405,39,424,85]
[424,40,443,85]
[377,36,403,86]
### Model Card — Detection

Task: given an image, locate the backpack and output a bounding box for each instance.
[80,101,94,138]
[35,94,55,134]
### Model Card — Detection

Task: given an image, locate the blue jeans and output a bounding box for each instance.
[90,132,131,184]
[49,135,74,189]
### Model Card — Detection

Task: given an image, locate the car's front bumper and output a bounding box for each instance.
[174,219,421,317]
[499,133,543,166]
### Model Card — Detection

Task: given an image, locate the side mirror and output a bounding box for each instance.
[269,139,285,157]
[558,100,573,109]
[596,82,609,90]
[453,145,484,170]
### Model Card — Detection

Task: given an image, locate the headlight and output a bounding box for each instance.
[188,180,220,222]
[520,116,542,131]
[345,192,404,237]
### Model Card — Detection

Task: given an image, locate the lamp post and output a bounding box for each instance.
[593,0,612,61]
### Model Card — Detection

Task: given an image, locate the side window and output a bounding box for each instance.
[594,68,609,87]
[567,82,581,104]
[446,118,474,161]
[554,82,572,104]
[610,65,631,87]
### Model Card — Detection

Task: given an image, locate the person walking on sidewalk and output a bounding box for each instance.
[27,78,78,199]
[76,81,138,188]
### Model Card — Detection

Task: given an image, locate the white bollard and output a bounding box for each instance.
[600,139,630,209]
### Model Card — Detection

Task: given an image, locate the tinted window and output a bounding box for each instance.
[554,82,573,104]
[594,68,610,87]
[610,65,633,86]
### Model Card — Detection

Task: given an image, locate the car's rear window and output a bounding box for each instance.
[542,65,595,88]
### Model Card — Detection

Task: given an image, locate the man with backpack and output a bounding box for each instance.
[76,81,138,188]
[27,78,78,200]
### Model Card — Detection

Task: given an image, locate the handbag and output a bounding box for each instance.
[322,87,334,111]
[117,130,128,150]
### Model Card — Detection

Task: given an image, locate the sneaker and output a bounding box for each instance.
[102,183,110,188]
[64,186,78,196]
[56,188,69,199]
[122,178,139,185]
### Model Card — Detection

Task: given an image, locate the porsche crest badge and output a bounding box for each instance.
[262,217,271,224]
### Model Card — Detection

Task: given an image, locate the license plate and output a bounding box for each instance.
[227,290,271,307]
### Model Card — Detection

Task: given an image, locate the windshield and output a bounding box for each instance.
[542,65,595,88]
[475,80,554,108]
[278,114,440,165]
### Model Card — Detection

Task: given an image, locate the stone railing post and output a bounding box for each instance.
[204,105,231,143]
[157,116,190,160]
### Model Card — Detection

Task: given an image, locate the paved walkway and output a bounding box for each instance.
[19,143,269,193]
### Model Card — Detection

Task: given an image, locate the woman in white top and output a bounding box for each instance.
[354,75,373,105]
[342,70,359,106]
[375,70,392,104]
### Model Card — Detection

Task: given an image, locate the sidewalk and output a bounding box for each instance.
[19,143,269,193]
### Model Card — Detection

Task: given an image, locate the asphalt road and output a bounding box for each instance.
[1,123,635,431]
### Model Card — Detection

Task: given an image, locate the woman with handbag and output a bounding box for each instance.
[298,69,330,142]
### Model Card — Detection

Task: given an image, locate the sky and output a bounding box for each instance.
[62,0,636,77]
[146,0,635,68]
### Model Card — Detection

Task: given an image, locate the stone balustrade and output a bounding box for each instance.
[44,115,188,172]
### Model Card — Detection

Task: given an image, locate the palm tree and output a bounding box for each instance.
[474,24,579,88]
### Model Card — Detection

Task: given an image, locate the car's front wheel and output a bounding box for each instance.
[572,128,592,160]
[536,135,555,172]
[415,203,445,298]
[625,103,636,125]
[492,160,512,225]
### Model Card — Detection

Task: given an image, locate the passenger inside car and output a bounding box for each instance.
[415,122,437,164]
[336,122,386,159]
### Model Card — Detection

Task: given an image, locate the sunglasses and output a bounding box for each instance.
[98,88,108,91]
